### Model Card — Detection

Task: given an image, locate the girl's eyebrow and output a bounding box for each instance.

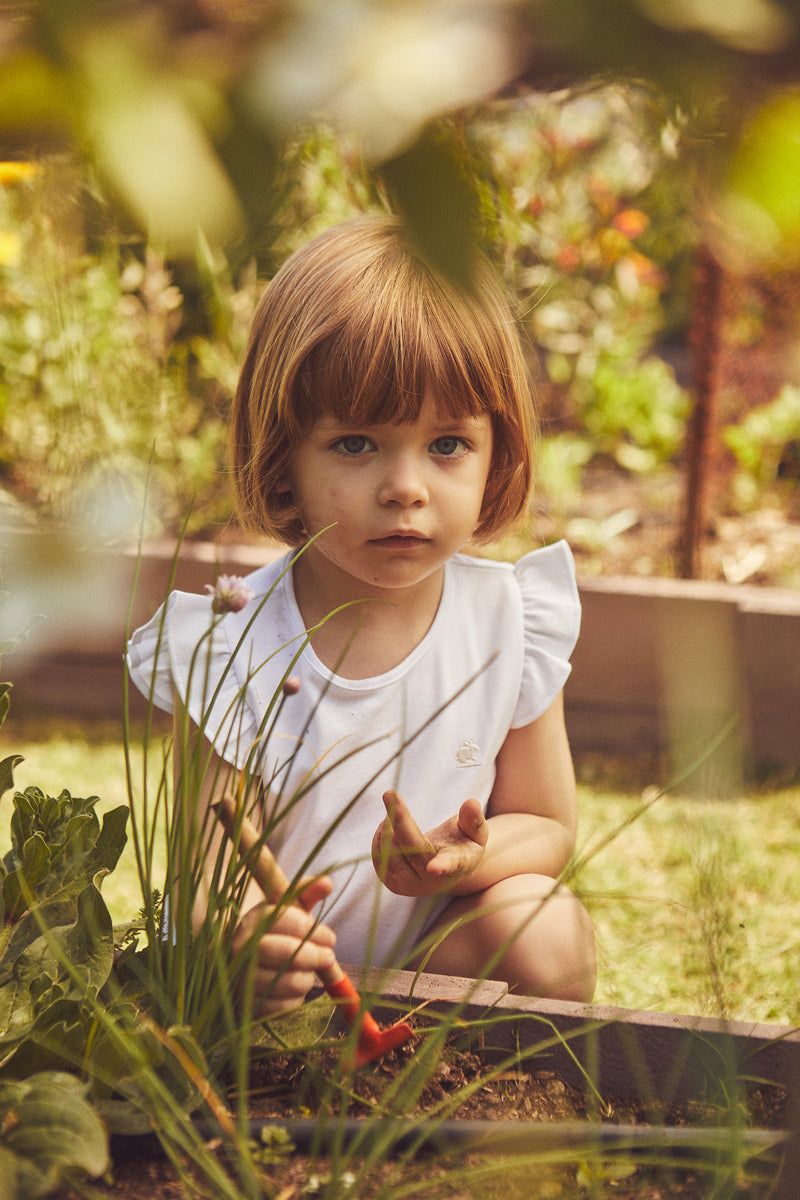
[430,415,487,430]
[318,413,486,431]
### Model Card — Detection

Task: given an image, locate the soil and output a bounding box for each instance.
[532,462,800,588]
[54,1025,789,1200]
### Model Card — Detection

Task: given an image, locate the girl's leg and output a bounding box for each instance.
[416,875,596,1004]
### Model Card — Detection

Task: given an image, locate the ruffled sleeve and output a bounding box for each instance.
[126,592,259,769]
[511,540,581,728]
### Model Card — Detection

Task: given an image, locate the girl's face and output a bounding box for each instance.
[280,391,493,600]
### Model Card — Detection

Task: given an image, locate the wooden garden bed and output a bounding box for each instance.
[6,535,800,777]
[53,967,799,1200]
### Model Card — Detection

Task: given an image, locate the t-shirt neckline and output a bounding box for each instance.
[282,553,450,691]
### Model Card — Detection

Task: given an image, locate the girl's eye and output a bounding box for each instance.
[334,435,373,456]
[431,436,467,457]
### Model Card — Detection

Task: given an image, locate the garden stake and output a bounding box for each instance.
[213,793,414,1067]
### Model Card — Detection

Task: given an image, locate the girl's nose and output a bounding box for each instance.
[377,454,428,507]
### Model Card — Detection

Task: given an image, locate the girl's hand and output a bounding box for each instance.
[371,790,487,897]
[231,876,337,1016]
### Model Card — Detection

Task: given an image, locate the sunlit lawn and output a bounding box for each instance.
[572,774,800,1027]
[3,718,799,1028]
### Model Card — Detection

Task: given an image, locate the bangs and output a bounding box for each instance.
[290,250,518,432]
[295,330,487,430]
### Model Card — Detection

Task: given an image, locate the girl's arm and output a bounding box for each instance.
[372,692,577,897]
[452,690,577,894]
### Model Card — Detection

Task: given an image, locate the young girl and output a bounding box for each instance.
[127,215,596,1015]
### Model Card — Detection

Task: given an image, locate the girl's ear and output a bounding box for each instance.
[275,475,292,495]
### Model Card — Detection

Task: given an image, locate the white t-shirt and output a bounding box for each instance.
[126,541,580,966]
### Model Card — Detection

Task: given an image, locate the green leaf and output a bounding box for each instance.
[62,813,98,861]
[0,884,114,1047]
[0,1070,109,1197]
[60,884,115,992]
[9,792,36,856]
[3,837,52,924]
[251,993,336,1052]
[0,995,88,1080]
[3,790,128,919]
[727,89,800,253]
[89,806,129,877]
[0,754,23,806]
[382,126,482,289]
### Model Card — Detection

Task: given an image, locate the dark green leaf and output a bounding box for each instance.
[0,1070,109,1195]
[251,993,336,1052]
[89,806,129,877]
[60,884,115,993]
[382,127,482,289]
[10,792,37,856]
[3,837,52,923]
[0,883,114,1047]
[0,754,23,805]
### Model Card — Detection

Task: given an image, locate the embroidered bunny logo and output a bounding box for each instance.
[455,739,480,767]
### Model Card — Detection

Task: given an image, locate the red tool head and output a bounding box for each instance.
[327,976,413,1067]
[353,1015,414,1068]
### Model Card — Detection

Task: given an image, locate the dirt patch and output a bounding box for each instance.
[54,1030,789,1200]
[537,462,800,588]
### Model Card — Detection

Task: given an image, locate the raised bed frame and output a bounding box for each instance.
[6,535,800,778]
[366,967,800,1106]
[362,967,799,1194]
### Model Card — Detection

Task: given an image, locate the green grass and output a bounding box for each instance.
[3,719,799,1028]
[572,776,800,1026]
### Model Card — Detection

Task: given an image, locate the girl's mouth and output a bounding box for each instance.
[370,533,428,548]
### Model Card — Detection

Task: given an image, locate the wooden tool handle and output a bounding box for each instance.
[213,793,290,903]
[213,792,344,990]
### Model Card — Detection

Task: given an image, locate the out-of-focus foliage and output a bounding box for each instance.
[2,0,800,270]
[1,0,799,540]
[471,84,693,466]
[0,162,235,540]
[0,0,523,279]
[527,0,800,267]
[724,383,800,506]
[724,89,800,263]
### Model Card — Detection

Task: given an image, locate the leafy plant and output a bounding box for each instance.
[0,1071,109,1200]
[0,682,117,1193]
[0,163,231,540]
[724,383,800,508]
[583,355,690,473]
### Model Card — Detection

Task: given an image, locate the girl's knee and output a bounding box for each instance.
[486,876,596,1003]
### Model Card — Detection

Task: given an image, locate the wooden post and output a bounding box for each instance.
[677,244,726,579]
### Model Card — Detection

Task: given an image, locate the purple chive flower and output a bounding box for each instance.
[282,676,301,697]
[206,574,255,615]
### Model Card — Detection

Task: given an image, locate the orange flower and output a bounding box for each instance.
[616,251,667,295]
[612,208,649,239]
[555,243,582,273]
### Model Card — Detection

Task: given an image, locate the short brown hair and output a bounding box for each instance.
[232,215,536,546]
